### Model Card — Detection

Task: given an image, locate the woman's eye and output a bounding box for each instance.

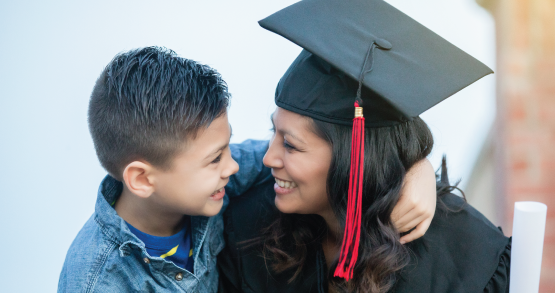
[283,140,296,150]
[211,154,222,164]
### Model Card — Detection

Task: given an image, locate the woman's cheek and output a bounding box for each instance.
[298,174,330,215]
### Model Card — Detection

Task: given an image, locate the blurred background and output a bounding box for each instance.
[0,0,552,291]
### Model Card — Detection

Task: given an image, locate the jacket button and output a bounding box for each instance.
[175,272,183,281]
[143,257,150,264]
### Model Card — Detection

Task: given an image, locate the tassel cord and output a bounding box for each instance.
[334,111,365,281]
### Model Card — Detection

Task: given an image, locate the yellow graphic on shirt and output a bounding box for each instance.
[160,245,179,259]
[189,249,193,257]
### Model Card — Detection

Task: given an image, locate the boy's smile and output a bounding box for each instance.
[210,187,226,201]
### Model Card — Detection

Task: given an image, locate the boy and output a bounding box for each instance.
[58,47,271,292]
[58,47,436,292]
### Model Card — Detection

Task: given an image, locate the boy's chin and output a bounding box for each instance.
[200,199,225,217]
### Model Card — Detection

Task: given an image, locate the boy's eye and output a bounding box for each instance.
[211,154,222,164]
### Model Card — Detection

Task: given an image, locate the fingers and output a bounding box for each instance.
[399,218,432,244]
[393,158,437,231]
[393,203,429,232]
[393,159,433,225]
[397,213,427,233]
[393,207,417,231]
[391,198,412,224]
[392,158,437,242]
[391,188,418,224]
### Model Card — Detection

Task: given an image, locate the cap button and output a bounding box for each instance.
[374,38,392,50]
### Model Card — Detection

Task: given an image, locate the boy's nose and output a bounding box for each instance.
[225,157,239,178]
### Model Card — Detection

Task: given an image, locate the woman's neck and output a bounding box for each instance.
[319,208,341,239]
[319,207,342,268]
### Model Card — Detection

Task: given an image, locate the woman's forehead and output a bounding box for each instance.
[273,107,321,144]
[272,107,311,130]
[273,107,310,124]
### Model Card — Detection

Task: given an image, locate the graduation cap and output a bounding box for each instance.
[259,0,493,281]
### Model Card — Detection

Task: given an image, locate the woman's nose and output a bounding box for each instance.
[263,139,284,169]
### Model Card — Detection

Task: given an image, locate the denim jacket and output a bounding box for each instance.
[58,140,270,293]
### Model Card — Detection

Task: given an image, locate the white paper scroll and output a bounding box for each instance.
[509,201,547,293]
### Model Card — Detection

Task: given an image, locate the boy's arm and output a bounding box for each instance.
[391,158,437,244]
[226,139,272,198]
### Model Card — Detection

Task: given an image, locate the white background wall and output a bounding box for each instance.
[0,1,494,291]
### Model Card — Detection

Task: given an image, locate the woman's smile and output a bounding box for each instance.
[274,177,298,195]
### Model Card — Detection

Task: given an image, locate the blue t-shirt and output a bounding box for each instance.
[126,218,194,273]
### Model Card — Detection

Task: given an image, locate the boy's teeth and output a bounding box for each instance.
[212,188,223,195]
[275,178,297,189]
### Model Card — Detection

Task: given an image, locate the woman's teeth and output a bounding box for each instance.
[275,178,297,189]
[211,188,224,196]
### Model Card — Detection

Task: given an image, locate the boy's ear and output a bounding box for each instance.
[122,161,155,199]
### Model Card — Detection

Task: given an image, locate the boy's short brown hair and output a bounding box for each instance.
[88,47,230,180]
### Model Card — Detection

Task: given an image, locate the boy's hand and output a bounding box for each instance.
[391,158,437,244]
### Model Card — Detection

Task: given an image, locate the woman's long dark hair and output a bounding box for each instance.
[261,116,452,293]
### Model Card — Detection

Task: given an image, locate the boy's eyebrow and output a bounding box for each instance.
[206,142,229,160]
[205,125,233,160]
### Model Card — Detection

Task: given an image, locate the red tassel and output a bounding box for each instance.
[334,102,365,281]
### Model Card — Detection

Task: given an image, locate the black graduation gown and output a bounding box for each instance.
[218,179,511,293]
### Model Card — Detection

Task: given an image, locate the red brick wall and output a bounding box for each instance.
[486,0,555,291]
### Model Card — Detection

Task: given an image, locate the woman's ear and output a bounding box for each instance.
[122,161,155,199]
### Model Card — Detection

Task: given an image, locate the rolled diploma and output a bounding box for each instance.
[509,201,547,293]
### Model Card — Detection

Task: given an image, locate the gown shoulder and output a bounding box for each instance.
[483,240,511,293]
[392,193,511,293]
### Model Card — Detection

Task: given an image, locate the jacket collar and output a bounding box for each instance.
[93,175,211,263]
[94,175,140,246]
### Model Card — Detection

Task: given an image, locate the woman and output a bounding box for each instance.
[218,0,511,292]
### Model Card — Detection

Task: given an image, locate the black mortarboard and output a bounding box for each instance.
[259,0,493,128]
[259,0,493,281]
